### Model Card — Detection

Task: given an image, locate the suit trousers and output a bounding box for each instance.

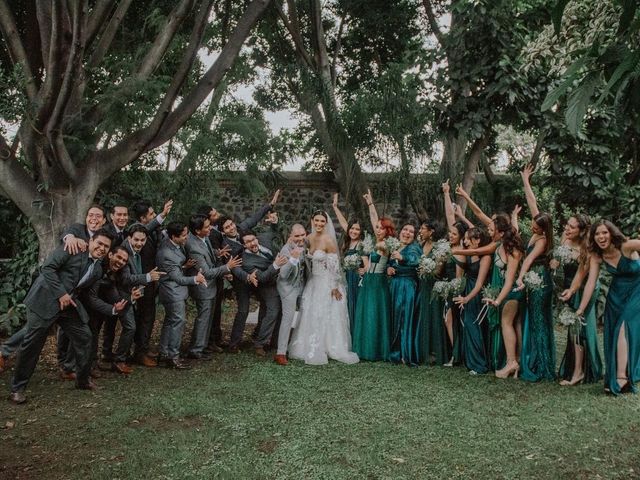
[90,311,136,364]
[254,294,282,348]
[207,278,225,347]
[159,300,187,359]
[189,297,214,355]
[56,328,76,372]
[277,289,303,355]
[101,316,118,360]
[12,308,92,393]
[229,281,251,347]
[1,325,27,357]
[133,284,158,355]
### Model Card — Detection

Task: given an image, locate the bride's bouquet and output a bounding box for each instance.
[522,271,545,291]
[384,236,402,253]
[558,304,585,342]
[417,255,437,279]
[361,233,375,255]
[432,280,451,300]
[449,277,466,297]
[553,245,577,266]
[342,253,361,271]
[481,285,501,303]
[431,239,452,263]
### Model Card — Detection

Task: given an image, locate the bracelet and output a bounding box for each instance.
[367,203,372,206]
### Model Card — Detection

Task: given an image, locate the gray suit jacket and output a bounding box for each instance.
[61,222,90,242]
[276,242,305,297]
[120,240,152,290]
[156,239,196,303]
[241,247,280,300]
[23,247,103,320]
[185,233,229,300]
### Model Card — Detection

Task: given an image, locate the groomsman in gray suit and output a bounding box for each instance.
[274,224,307,365]
[238,232,288,356]
[9,229,113,404]
[156,221,206,369]
[185,215,241,359]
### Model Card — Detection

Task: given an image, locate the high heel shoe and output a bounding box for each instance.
[617,376,631,393]
[560,374,585,386]
[495,361,519,379]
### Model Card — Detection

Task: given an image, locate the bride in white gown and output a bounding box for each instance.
[289,211,359,365]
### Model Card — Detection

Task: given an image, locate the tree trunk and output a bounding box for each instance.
[457,132,490,213]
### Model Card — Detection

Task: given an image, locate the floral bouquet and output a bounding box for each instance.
[448,277,466,297]
[417,255,437,279]
[361,233,375,255]
[431,239,452,263]
[522,271,545,291]
[384,236,402,253]
[558,304,585,341]
[481,285,501,303]
[432,280,451,300]
[553,245,577,266]
[342,253,361,271]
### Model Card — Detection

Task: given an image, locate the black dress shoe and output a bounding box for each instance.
[9,391,26,404]
[204,344,224,354]
[164,358,191,370]
[186,352,213,361]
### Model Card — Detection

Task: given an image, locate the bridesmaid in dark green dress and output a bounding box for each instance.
[351,189,394,361]
[417,221,449,365]
[452,228,492,374]
[575,220,640,395]
[332,193,364,331]
[516,165,556,382]
[557,214,603,385]
[388,225,423,365]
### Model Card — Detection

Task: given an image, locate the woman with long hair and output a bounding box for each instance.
[351,189,394,361]
[557,214,603,385]
[572,220,640,395]
[515,165,556,382]
[453,227,493,375]
[388,223,423,365]
[332,193,364,331]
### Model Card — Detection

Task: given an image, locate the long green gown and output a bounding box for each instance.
[602,255,640,395]
[445,258,463,365]
[486,244,523,371]
[557,260,603,383]
[388,242,422,365]
[418,252,449,365]
[520,246,556,382]
[457,256,489,374]
[344,243,362,332]
[352,251,392,361]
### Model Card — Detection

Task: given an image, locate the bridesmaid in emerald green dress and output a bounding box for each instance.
[557,214,603,385]
[388,224,423,365]
[516,165,556,382]
[351,189,394,361]
[574,220,640,395]
[452,227,492,375]
[417,221,449,365]
[332,193,364,331]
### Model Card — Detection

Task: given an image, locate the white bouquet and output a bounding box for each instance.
[342,254,361,271]
[431,239,452,263]
[384,236,402,253]
[361,233,375,255]
[553,245,577,266]
[432,280,451,300]
[522,271,545,291]
[481,285,501,302]
[417,256,437,279]
[448,277,466,296]
[558,305,580,326]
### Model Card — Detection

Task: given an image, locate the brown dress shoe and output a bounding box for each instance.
[227,345,240,354]
[255,347,267,357]
[90,368,102,379]
[9,391,26,404]
[164,358,191,370]
[274,354,288,366]
[59,369,77,381]
[141,355,157,367]
[112,362,134,375]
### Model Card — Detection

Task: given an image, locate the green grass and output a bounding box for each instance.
[1,332,640,480]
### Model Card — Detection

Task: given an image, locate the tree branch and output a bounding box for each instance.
[422,0,445,45]
[529,130,545,169]
[0,0,38,101]
[86,0,115,49]
[274,0,314,70]
[331,15,345,88]
[88,0,133,68]
[309,0,331,82]
[457,129,491,212]
[135,0,197,80]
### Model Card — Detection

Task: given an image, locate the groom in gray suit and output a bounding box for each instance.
[274,224,307,365]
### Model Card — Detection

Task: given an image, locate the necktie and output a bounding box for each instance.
[134,253,142,273]
[76,259,96,289]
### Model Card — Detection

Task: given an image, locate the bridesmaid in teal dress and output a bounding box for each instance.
[452,227,492,374]
[516,165,556,382]
[388,224,423,365]
[351,189,394,361]
[417,221,449,365]
[557,214,603,385]
[575,220,640,395]
[332,193,364,331]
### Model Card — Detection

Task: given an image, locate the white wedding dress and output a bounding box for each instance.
[289,250,359,365]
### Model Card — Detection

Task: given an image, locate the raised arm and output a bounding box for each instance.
[515,237,547,289]
[442,181,456,230]
[454,203,475,229]
[521,164,540,218]
[332,193,349,232]
[511,204,522,232]
[623,239,640,256]
[455,184,492,226]
[363,188,379,231]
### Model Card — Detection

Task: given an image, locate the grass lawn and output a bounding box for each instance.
[1,324,640,480]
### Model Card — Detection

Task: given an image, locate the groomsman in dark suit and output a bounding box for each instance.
[105,204,129,247]
[84,245,143,375]
[129,199,173,363]
[156,221,206,369]
[185,215,242,359]
[239,231,287,356]
[219,189,281,352]
[9,229,113,404]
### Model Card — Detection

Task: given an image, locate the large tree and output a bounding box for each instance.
[0,0,271,258]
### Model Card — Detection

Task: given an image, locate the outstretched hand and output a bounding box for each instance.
[162,199,173,218]
[270,189,282,206]
[521,164,534,182]
[363,188,373,205]
[455,183,468,198]
[441,180,450,194]
[332,193,339,208]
